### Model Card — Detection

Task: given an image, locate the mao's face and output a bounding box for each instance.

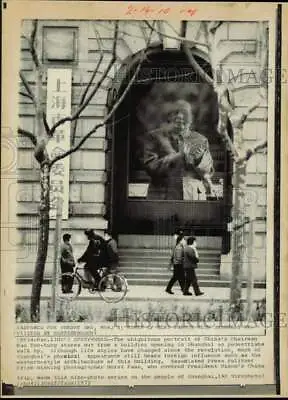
[170,110,191,135]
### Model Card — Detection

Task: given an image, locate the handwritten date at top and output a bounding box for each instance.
[125,5,197,17]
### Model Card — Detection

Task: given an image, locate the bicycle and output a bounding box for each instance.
[57,264,128,303]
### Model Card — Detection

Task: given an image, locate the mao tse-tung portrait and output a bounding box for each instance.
[131,83,220,201]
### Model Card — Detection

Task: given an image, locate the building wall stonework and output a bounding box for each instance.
[17,20,267,282]
[207,21,268,282]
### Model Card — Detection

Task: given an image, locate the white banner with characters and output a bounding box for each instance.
[46,69,72,219]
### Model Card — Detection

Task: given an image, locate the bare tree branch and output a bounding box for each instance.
[234,97,263,129]
[34,68,46,140]
[30,20,41,69]
[24,20,49,137]
[203,21,224,50]
[140,21,150,45]
[49,21,119,136]
[183,43,213,85]
[21,34,30,42]
[79,24,104,105]
[200,20,263,163]
[18,110,49,166]
[194,23,203,42]
[217,110,240,162]
[50,49,146,167]
[42,112,50,134]
[97,20,150,42]
[105,20,141,40]
[217,86,236,114]
[18,128,37,146]
[199,21,239,161]
[216,90,263,163]
[165,21,181,37]
[71,24,105,145]
[258,23,269,100]
[19,91,33,101]
[19,71,36,105]
[155,21,164,45]
[238,140,267,163]
[145,20,209,48]
[201,22,211,52]
[50,21,156,167]
[208,21,223,35]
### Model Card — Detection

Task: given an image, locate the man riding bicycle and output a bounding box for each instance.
[102,230,122,292]
[77,229,107,289]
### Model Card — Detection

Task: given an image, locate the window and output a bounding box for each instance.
[42,27,78,63]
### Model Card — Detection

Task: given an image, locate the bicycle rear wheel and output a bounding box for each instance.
[57,273,81,301]
[98,273,128,303]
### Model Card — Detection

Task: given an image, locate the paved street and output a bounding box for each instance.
[15,284,266,325]
[15,284,266,303]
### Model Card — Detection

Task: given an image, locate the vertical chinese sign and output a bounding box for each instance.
[46,69,72,219]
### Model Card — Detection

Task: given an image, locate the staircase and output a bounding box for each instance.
[118,235,228,288]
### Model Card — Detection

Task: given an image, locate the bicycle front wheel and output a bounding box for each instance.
[57,273,81,301]
[98,273,128,303]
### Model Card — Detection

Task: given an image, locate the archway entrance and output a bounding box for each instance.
[106,48,232,253]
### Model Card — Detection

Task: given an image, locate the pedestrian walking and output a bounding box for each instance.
[183,236,204,296]
[60,233,75,293]
[165,232,186,294]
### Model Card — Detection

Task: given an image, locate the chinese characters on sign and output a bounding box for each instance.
[46,69,72,219]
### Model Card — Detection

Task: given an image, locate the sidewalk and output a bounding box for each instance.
[15,284,266,303]
[15,284,266,324]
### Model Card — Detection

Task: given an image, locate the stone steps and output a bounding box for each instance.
[119,261,220,268]
[126,278,224,287]
[119,273,220,281]
[119,267,219,274]
[125,278,265,288]
[118,241,221,287]
[119,253,221,260]
[118,235,222,249]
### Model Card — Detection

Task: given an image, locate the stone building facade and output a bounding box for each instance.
[17,20,268,284]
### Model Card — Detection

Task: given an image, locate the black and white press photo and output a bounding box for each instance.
[15,20,272,322]
[3,2,285,392]
[14,18,270,326]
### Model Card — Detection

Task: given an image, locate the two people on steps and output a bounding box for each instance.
[166,231,204,296]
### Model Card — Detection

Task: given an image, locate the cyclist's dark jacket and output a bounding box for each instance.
[78,235,107,268]
[106,238,119,266]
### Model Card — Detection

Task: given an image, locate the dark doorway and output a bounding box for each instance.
[106,48,232,252]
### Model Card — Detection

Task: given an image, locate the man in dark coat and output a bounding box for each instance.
[60,233,75,293]
[77,229,107,288]
[142,100,215,200]
[165,232,186,294]
[183,236,204,296]
[101,230,122,291]
[104,230,119,274]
